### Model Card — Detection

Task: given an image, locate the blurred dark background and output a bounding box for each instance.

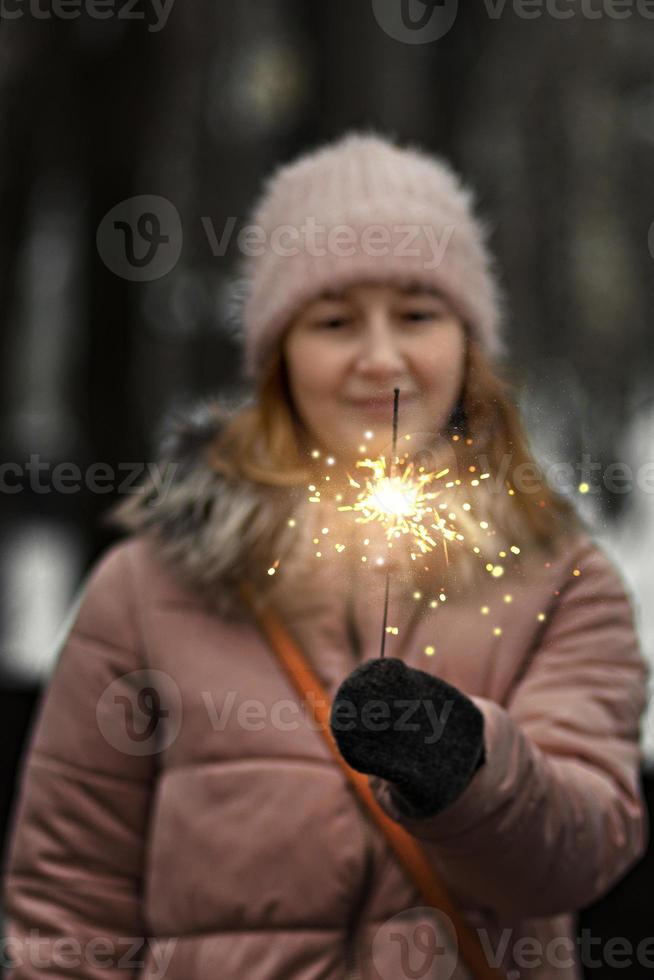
[1,1,653,975]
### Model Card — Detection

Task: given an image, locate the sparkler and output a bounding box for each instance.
[337,388,461,658]
[338,455,457,556]
[271,390,536,653]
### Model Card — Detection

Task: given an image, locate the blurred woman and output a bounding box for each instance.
[2,132,649,980]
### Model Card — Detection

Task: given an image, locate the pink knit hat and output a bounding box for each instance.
[236,130,506,380]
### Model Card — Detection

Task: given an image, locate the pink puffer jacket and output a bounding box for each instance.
[1,401,649,980]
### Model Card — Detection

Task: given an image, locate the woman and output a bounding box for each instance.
[2,132,649,980]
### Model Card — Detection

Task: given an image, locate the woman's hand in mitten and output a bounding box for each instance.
[329,657,486,818]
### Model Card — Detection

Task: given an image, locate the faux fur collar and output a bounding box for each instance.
[103,395,302,619]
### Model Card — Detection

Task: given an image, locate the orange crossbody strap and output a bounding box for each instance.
[239,580,507,980]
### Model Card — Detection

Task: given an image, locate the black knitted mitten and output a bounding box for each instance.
[329,657,486,818]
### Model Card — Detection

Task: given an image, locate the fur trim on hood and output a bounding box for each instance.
[102,396,302,619]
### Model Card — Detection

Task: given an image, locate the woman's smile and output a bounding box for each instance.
[346,394,416,417]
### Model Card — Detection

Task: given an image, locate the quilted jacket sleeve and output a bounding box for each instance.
[1,540,157,978]
[368,536,650,920]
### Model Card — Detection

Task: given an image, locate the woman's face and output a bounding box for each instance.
[282,282,467,463]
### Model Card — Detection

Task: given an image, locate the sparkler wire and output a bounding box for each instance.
[379,388,400,658]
